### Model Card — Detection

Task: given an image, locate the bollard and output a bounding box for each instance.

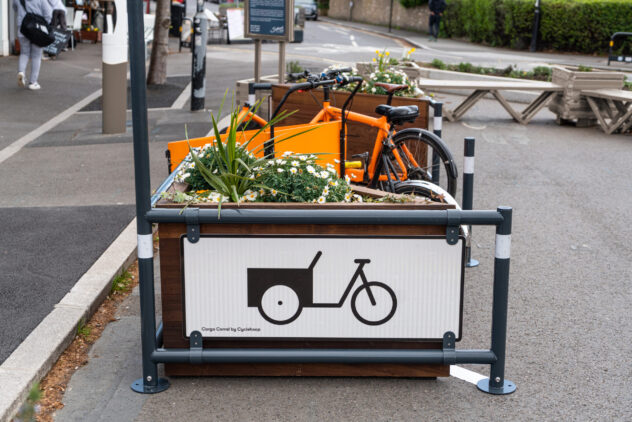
[477,206,516,395]
[431,101,442,185]
[190,0,208,111]
[463,137,479,268]
[102,0,128,134]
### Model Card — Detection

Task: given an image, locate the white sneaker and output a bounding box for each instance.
[28,82,41,90]
[17,72,25,87]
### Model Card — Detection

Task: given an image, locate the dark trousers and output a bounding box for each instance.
[51,10,67,31]
[429,14,441,38]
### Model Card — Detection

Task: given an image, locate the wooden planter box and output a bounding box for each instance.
[158,187,459,378]
[271,85,429,162]
[548,65,625,126]
[78,30,101,43]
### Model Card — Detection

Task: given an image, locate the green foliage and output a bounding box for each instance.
[577,65,593,72]
[286,60,305,74]
[76,318,91,338]
[111,271,134,294]
[14,383,42,422]
[257,154,355,203]
[364,69,417,97]
[427,59,552,81]
[444,0,632,53]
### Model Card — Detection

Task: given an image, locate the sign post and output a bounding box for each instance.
[244,0,294,83]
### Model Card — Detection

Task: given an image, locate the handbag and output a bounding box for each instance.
[19,0,55,47]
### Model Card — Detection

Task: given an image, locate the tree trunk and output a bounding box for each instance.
[147,0,171,85]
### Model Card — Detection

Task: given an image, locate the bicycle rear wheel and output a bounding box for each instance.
[389,128,458,198]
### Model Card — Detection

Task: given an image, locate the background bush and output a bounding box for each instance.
[443,0,632,53]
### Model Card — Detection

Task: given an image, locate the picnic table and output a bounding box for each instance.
[416,79,563,124]
[582,89,632,134]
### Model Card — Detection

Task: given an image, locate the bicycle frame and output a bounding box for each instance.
[311,261,376,308]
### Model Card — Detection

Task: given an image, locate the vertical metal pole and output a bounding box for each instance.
[388,0,393,33]
[463,137,479,268]
[529,0,540,52]
[191,0,208,111]
[477,206,516,395]
[278,41,286,84]
[431,101,442,184]
[254,39,262,82]
[128,0,169,394]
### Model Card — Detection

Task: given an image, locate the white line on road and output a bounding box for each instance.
[450,365,487,385]
[350,35,358,47]
[171,82,192,109]
[0,89,102,165]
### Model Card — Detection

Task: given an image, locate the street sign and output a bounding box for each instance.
[244,0,294,42]
[182,235,464,340]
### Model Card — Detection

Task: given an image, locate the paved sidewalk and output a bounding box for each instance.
[321,17,632,75]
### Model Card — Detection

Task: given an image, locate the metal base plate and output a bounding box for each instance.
[476,378,516,395]
[466,258,480,268]
[131,377,170,394]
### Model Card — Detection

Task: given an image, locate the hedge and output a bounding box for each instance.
[443,0,632,53]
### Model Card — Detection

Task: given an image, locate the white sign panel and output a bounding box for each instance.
[226,8,245,41]
[183,236,464,340]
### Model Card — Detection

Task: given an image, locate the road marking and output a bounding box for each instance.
[450,365,487,385]
[462,122,487,130]
[350,35,358,47]
[319,20,409,48]
[171,81,192,109]
[0,89,102,165]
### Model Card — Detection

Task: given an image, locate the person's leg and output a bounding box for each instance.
[29,43,44,84]
[435,16,441,40]
[18,36,31,73]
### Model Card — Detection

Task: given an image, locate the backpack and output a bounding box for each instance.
[19,0,55,47]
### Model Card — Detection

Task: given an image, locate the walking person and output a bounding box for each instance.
[12,0,53,90]
[49,0,67,31]
[428,0,446,42]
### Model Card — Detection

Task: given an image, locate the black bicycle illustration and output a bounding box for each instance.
[247,251,397,326]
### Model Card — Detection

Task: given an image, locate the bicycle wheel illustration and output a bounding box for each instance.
[350,282,397,326]
[258,285,303,325]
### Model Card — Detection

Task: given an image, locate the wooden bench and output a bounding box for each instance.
[582,89,632,134]
[416,79,563,124]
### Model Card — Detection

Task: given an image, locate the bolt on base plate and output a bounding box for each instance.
[476,378,516,395]
[466,258,479,268]
[131,377,170,394]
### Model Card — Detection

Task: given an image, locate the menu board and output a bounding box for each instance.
[245,0,294,41]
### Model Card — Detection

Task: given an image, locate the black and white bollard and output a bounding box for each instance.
[102,0,128,134]
[431,101,443,184]
[477,206,516,395]
[463,137,479,268]
[190,0,207,111]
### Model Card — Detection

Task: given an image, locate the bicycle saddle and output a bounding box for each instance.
[375,104,419,125]
[374,82,409,94]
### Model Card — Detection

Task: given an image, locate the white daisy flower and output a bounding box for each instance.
[277,168,284,173]
[291,161,300,167]
[306,165,315,174]
[276,159,283,164]
[353,194,363,202]
[299,155,307,161]
[329,180,338,186]
[271,189,277,196]
[282,151,292,156]
[350,173,357,179]
[328,168,337,174]
[317,196,326,204]
[344,192,352,202]
[334,159,340,163]
[322,187,329,196]
[320,171,330,178]
[246,192,257,201]
[290,167,298,174]
[345,175,351,183]
[259,189,265,195]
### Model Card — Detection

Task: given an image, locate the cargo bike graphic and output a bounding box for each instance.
[247,251,397,326]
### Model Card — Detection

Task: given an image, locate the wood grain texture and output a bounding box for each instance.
[159,200,453,377]
[271,85,429,161]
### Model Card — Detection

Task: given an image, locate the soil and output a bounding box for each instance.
[34,261,140,422]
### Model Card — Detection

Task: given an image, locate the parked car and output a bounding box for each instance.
[295,0,318,21]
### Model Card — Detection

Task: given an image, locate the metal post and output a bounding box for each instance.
[432,101,442,184]
[529,0,540,52]
[102,0,128,134]
[388,0,394,33]
[127,0,169,394]
[254,39,262,82]
[191,0,208,111]
[463,137,479,268]
[477,206,516,395]
[278,41,286,84]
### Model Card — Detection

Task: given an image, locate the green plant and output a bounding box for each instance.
[111,271,134,294]
[372,49,394,72]
[401,47,417,62]
[577,65,593,72]
[431,58,447,70]
[399,0,428,8]
[286,60,304,75]
[76,318,91,338]
[257,154,356,203]
[14,383,42,422]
